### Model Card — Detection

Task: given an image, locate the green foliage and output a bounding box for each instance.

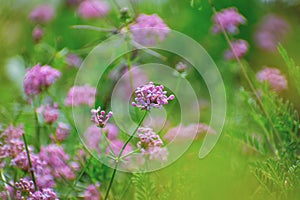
[131,173,156,200]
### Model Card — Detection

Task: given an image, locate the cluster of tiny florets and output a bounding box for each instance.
[65,85,97,106]
[224,39,249,60]
[130,14,170,46]
[91,107,113,128]
[256,67,288,92]
[132,82,175,110]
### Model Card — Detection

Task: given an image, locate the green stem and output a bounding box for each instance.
[22,133,37,191]
[104,111,147,200]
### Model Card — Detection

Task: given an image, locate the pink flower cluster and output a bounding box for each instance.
[91,106,113,128]
[14,178,58,200]
[37,103,60,124]
[29,4,55,24]
[224,39,249,60]
[255,14,290,52]
[39,144,78,180]
[24,64,61,97]
[32,26,44,43]
[66,53,82,68]
[77,0,110,19]
[50,122,70,143]
[130,14,170,46]
[256,67,288,92]
[137,127,168,162]
[164,123,216,142]
[65,85,97,106]
[132,82,175,110]
[84,183,101,200]
[212,7,246,34]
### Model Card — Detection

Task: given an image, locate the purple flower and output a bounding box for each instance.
[65,85,97,106]
[137,127,163,151]
[212,7,246,34]
[91,106,113,128]
[224,39,249,60]
[66,53,82,68]
[15,178,35,193]
[106,139,133,158]
[130,14,170,46]
[32,25,44,43]
[132,82,175,110]
[24,64,61,97]
[39,144,76,180]
[77,0,110,19]
[255,14,290,52]
[1,124,24,142]
[28,188,58,200]
[164,123,216,142]
[175,62,187,73]
[256,67,288,92]
[29,4,55,24]
[51,122,70,142]
[37,103,60,124]
[83,183,101,200]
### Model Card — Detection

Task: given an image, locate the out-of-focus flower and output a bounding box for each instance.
[50,122,70,142]
[256,67,288,92]
[32,25,44,43]
[66,53,82,68]
[255,14,290,52]
[77,0,110,19]
[176,62,187,73]
[1,124,24,142]
[130,14,170,46]
[91,106,113,128]
[132,82,175,110]
[29,188,58,200]
[137,127,163,152]
[224,39,249,60]
[39,144,76,180]
[148,147,168,162]
[65,85,97,106]
[83,183,101,200]
[106,139,133,159]
[212,7,246,34]
[37,103,60,124]
[29,4,55,24]
[24,64,61,97]
[164,123,216,142]
[66,0,83,7]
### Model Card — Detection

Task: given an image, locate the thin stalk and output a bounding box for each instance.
[33,105,40,151]
[208,0,282,154]
[104,111,147,200]
[22,133,37,191]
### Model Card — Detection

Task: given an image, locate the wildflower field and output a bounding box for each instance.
[0,0,300,199]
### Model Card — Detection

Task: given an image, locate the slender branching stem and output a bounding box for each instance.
[104,111,147,200]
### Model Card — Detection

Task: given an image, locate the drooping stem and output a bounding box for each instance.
[22,133,37,191]
[208,0,282,154]
[104,111,147,200]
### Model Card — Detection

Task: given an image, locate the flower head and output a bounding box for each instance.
[51,122,70,142]
[212,7,246,34]
[65,85,97,106]
[137,127,163,152]
[24,64,61,97]
[84,183,101,200]
[224,39,248,60]
[37,103,60,124]
[29,4,55,24]
[130,14,170,46]
[66,53,82,68]
[132,82,175,110]
[78,0,110,19]
[255,14,290,52]
[91,107,113,128]
[256,67,288,92]
[32,25,44,43]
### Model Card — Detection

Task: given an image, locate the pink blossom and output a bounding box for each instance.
[66,53,82,68]
[83,183,101,200]
[224,39,249,60]
[91,106,113,128]
[37,103,60,124]
[32,25,44,43]
[130,14,170,46]
[255,14,290,52]
[256,67,288,92]
[164,123,216,142]
[51,122,70,142]
[212,7,246,34]
[65,85,97,106]
[29,4,55,23]
[78,0,110,19]
[132,82,175,110]
[1,124,24,142]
